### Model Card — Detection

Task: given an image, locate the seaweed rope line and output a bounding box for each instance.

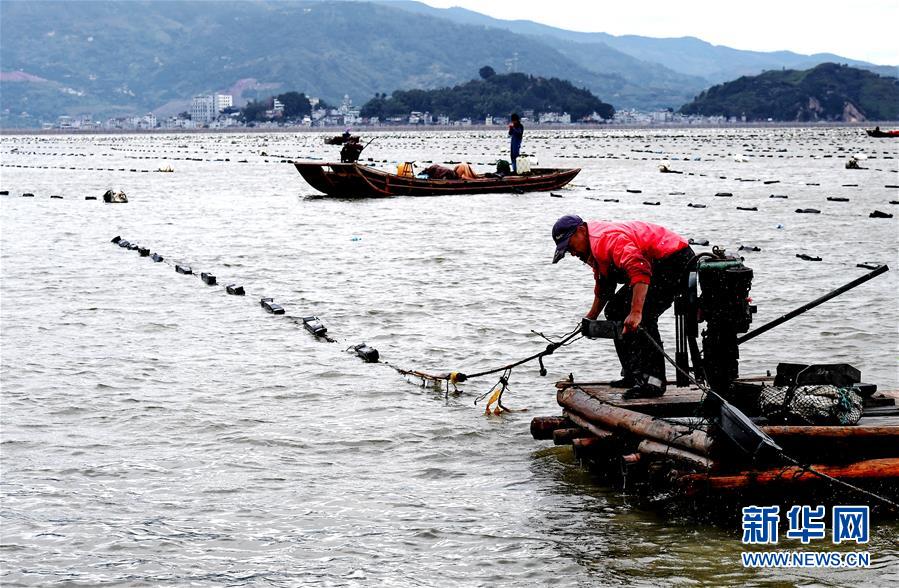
[469,325,583,414]
[637,327,899,511]
[382,324,582,413]
[114,238,341,343]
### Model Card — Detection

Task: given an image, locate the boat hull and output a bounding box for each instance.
[294,162,580,197]
[866,129,899,138]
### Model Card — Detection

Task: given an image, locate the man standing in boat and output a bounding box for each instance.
[551,215,694,399]
[508,113,524,174]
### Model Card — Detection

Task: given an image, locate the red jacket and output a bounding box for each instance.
[586,220,689,285]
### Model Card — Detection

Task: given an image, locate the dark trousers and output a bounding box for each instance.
[603,246,695,388]
[511,140,521,173]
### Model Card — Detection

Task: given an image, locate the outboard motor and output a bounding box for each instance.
[677,247,756,397]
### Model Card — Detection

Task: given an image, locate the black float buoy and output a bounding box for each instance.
[260,297,285,314]
[138,247,150,257]
[302,316,327,337]
[151,253,164,262]
[226,284,245,296]
[111,236,122,244]
[688,237,710,246]
[795,208,821,214]
[769,194,788,199]
[739,245,761,252]
[687,203,707,208]
[175,264,192,275]
[827,197,850,202]
[737,206,758,211]
[796,254,822,261]
[715,192,733,197]
[200,272,217,285]
[352,343,380,363]
[869,210,893,218]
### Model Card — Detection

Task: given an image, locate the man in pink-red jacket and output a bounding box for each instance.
[551,215,695,398]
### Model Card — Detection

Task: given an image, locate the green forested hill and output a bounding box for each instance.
[0,0,641,125]
[2,1,893,127]
[679,63,899,121]
[360,72,614,121]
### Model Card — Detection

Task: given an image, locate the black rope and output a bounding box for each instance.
[462,325,582,381]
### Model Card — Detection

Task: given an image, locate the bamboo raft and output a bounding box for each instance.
[532,378,899,511]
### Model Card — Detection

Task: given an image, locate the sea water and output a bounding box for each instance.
[1,127,897,585]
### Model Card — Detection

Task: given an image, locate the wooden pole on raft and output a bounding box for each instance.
[637,440,714,471]
[677,457,899,493]
[530,416,572,440]
[558,387,714,456]
[553,427,589,445]
[762,425,899,439]
[563,410,616,442]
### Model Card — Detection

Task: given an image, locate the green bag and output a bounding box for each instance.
[496,159,511,175]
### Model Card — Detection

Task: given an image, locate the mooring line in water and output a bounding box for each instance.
[107,234,591,411]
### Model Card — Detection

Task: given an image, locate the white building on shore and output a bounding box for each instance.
[191,93,234,124]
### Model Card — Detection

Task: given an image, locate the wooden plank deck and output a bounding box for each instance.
[556,377,898,420]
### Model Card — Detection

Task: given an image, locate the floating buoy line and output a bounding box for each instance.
[107,231,887,413]
[108,235,586,414]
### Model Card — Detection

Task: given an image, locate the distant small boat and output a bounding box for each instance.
[866,128,899,138]
[324,134,358,145]
[294,161,580,198]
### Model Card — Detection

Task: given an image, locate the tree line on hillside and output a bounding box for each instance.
[240,92,333,123]
[679,63,899,121]
[360,69,615,121]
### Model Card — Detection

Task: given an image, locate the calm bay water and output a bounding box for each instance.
[1,127,897,586]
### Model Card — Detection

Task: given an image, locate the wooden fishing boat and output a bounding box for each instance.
[294,161,580,197]
[865,128,899,138]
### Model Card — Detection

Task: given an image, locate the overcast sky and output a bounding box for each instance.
[418,0,898,65]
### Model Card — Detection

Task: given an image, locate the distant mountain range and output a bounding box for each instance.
[1,0,896,127]
[680,63,899,121]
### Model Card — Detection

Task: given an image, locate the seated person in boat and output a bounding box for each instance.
[551,215,694,399]
[340,137,364,163]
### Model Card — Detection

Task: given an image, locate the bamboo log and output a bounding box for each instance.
[530,416,571,440]
[762,425,899,439]
[571,436,609,462]
[573,437,605,450]
[553,427,588,445]
[637,440,714,471]
[558,387,714,456]
[678,457,899,493]
[563,410,616,441]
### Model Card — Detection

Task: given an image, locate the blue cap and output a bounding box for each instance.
[551,214,583,263]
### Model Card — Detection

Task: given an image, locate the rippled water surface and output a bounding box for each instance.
[2,127,898,586]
